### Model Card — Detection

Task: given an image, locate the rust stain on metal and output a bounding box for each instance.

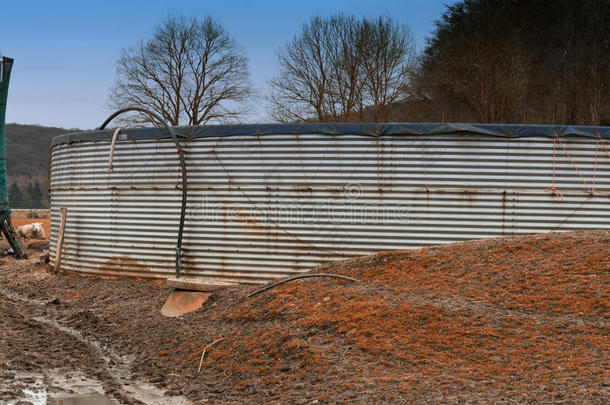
[501,190,507,235]
[511,191,518,235]
[327,186,343,196]
[101,255,149,274]
[179,247,196,276]
[220,202,228,273]
[235,210,269,233]
[292,185,313,194]
[462,189,479,201]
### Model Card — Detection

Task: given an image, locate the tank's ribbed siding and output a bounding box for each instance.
[49,133,610,283]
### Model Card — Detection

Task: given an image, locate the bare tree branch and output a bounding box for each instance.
[108,15,253,126]
[268,14,416,123]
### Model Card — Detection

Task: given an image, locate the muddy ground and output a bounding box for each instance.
[0,231,608,404]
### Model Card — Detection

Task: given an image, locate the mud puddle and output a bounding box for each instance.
[3,369,114,405]
[0,290,192,405]
[3,369,191,404]
[0,370,190,405]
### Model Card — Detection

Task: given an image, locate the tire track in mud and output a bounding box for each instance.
[0,289,190,405]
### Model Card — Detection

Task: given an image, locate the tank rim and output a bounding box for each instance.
[51,122,610,147]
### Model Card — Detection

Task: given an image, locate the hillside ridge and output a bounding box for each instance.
[5,123,79,208]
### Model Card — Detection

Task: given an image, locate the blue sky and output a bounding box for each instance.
[1,0,453,129]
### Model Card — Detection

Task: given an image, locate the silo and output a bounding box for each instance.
[49,123,610,283]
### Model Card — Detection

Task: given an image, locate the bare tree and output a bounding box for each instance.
[324,15,367,122]
[109,15,253,126]
[268,14,416,123]
[268,16,332,122]
[360,16,417,122]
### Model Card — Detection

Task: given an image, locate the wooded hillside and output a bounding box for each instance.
[5,123,76,208]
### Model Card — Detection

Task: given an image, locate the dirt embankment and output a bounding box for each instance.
[0,231,608,403]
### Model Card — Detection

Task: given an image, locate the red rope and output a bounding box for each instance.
[546,134,596,200]
[594,134,610,194]
[545,135,564,200]
[599,134,610,159]
[593,136,599,193]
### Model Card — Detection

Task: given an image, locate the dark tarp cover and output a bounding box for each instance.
[52,122,610,147]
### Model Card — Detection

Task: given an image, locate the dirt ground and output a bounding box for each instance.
[0,231,608,404]
[10,210,50,220]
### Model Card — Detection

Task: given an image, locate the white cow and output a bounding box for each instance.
[17,222,46,239]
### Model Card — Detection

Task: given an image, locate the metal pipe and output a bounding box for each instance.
[247,273,360,297]
[98,107,187,278]
[107,127,121,172]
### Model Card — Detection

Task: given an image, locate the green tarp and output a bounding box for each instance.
[0,57,14,222]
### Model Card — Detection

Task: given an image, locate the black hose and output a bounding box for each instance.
[98,107,187,278]
[247,273,360,297]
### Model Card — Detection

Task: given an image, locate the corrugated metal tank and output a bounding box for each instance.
[49,123,610,283]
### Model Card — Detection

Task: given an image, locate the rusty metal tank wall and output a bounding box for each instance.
[49,124,610,283]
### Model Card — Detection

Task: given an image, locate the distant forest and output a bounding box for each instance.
[6,123,77,209]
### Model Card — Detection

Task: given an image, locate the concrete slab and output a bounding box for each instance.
[165,277,237,292]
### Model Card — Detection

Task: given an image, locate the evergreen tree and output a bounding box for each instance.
[41,186,50,209]
[8,182,23,208]
[31,181,43,208]
[416,0,610,124]
[24,182,34,209]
